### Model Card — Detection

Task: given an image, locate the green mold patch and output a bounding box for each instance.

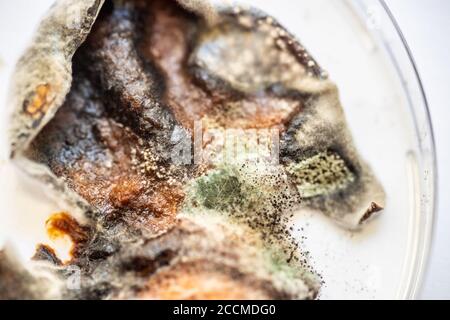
[193,167,249,211]
[287,151,355,198]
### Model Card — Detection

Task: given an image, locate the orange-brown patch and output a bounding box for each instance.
[109,177,143,207]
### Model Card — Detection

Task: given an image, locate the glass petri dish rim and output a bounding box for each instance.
[349,0,437,299]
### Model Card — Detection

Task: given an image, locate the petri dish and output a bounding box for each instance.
[0,0,436,299]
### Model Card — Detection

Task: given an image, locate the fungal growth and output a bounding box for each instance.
[5,0,384,299]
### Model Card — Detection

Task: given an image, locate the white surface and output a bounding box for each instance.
[0,0,448,299]
[385,0,450,300]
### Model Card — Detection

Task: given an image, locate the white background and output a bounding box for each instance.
[385,0,450,299]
